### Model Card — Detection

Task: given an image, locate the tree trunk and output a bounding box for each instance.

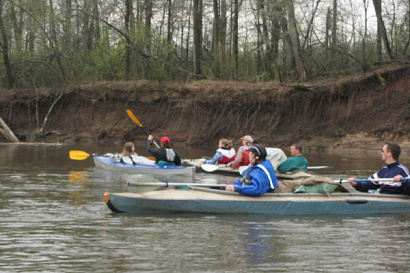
[285,0,306,82]
[64,0,72,51]
[125,0,132,79]
[325,7,331,60]
[213,0,220,78]
[372,0,392,61]
[220,0,226,68]
[145,0,153,53]
[193,0,202,75]
[0,0,14,88]
[10,0,24,53]
[270,0,281,81]
[232,0,238,79]
[258,0,272,78]
[331,0,337,47]
[167,0,172,43]
[0,116,19,142]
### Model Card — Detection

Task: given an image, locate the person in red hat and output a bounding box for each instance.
[147,135,182,166]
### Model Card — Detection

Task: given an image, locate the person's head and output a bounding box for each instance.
[382,142,400,162]
[290,143,302,156]
[241,135,254,145]
[161,136,171,147]
[219,139,233,149]
[122,142,135,156]
[247,144,267,165]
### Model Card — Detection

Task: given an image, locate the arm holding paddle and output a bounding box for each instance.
[347,143,410,195]
[147,135,182,166]
[348,175,408,187]
[126,109,160,148]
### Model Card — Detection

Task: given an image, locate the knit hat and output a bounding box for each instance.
[161,136,170,144]
[247,144,267,160]
[241,135,254,143]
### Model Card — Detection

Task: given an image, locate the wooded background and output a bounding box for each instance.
[0,0,409,89]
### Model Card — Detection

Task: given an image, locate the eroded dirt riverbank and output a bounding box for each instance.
[0,65,409,153]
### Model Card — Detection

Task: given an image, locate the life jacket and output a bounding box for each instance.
[230,147,251,169]
[241,150,250,166]
[217,148,236,164]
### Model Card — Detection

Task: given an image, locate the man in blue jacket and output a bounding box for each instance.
[348,142,409,195]
[225,144,278,196]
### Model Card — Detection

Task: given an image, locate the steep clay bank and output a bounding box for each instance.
[0,66,409,153]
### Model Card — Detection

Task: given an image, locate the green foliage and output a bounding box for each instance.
[0,0,409,88]
[81,30,127,81]
[333,128,344,137]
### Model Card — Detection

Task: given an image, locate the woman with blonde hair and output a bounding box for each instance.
[106,142,138,164]
[204,139,236,164]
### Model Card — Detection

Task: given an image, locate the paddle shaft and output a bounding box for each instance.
[128,182,228,188]
[126,110,160,148]
[69,150,155,161]
[335,177,410,183]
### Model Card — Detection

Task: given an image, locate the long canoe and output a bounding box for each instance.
[104,187,410,215]
[93,156,195,176]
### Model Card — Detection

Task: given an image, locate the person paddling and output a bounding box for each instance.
[147,135,182,166]
[225,144,278,196]
[348,142,409,195]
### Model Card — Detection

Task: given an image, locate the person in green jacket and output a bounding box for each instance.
[276,143,308,173]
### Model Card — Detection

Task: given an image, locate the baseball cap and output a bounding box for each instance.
[247,144,267,160]
[241,135,254,143]
[161,136,170,144]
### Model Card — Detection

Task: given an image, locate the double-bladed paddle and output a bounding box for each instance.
[128,181,228,188]
[337,177,410,183]
[69,150,100,160]
[69,150,155,161]
[126,109,160,148]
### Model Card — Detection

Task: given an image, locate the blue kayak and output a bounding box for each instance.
[93,156,195,176]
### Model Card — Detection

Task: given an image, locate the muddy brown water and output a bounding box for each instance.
[0,144,409,272]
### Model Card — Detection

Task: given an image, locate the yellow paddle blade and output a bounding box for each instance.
[126,109,142,127]
[69,150,91,160]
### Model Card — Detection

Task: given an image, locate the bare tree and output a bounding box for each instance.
[372,0,393,61]
[193,0,202,75]
[213,0,220,78]
[285,0,306,81]
[125,0,133,79]
[0,0,14,88]
[232,0,239,79]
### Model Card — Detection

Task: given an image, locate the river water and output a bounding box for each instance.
[0,144,409,272]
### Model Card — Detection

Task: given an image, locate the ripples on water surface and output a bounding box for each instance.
[0,144,409,272]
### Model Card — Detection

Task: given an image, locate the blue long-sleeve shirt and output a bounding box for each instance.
[232,160,278,197]
[204,152,223,164]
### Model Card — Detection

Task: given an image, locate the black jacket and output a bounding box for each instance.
[146,140,182,166]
